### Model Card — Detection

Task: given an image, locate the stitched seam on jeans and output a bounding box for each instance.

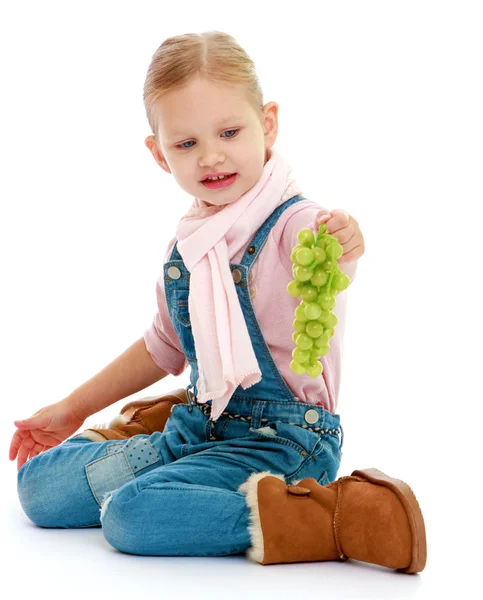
[284,453,314,481]
[198,403,340,437]
[85,452,133,506]
[224,396,336,415]
[250,429,306,454]
[85,467,101,506]
[316,439,342,463]
[142,485,242,496]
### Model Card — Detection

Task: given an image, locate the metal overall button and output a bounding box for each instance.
[304,409,320,425]
[232,269,242,284]
[247,245,256,254]
[167,266,181,280]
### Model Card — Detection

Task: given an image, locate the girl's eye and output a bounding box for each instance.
[177,129,239,149]
[221,129,238,139]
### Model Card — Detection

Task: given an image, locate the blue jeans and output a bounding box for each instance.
[17,394,342,556]
[18,195,344,556]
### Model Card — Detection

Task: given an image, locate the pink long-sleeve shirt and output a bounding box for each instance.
[144,187,357,415]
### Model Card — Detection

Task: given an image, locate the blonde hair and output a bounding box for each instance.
[143,31,265,143]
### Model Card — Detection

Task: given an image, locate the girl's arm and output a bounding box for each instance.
[64,337,169,420]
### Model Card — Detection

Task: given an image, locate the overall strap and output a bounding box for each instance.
[239,194,306,269]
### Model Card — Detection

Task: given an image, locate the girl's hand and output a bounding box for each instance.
[316,209,365,265]
[9,399,86,471]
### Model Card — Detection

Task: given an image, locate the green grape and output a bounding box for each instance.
[318,293,336,311]
[314,331,331,347]
[311,268,328,287]
[319,312,338,328]
[290,360,306,375]
[289,222,352,376]
[290,244,304,262]
[292,319,306,333]
[305,361,323,378]
[305,302,322,320]
[332,272,350,291]
[287,280,303,297]
[295,248,314,266]
[315,236,330,249]
[312,247,326,263]
[295,333,313,350]
[292,348,310,363]
[295,305,309,323]
[316,309,330,324]
[300,284,318,302]
[297,228,315,247]
[306,321,324,338]
[293,265,313,282]
[330,242,344,260]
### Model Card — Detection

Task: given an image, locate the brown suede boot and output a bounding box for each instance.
[75,388,189,441]
[239,468,426,573]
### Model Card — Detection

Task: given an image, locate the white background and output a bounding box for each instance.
[1,1,482,598]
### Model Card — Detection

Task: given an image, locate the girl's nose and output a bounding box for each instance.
[199,147,226,169]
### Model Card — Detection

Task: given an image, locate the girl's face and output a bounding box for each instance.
[145,75,279,206]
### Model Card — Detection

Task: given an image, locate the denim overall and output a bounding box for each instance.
[17,194,343,557]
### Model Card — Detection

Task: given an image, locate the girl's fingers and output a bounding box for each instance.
[10,430,59,462]
[9,429,29,460]
[17,447,30,471]
[318,215,331,226]
[29,443,46,459]
[320,209,350,235]
[316,210,331,228]
[338,244,364,264]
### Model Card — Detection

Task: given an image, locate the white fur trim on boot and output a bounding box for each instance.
[238,471,285,564]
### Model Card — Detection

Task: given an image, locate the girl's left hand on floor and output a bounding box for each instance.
[316,209,365,265]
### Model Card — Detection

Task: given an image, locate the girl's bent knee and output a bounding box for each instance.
[17,450,101,528]
[17,455,50,527]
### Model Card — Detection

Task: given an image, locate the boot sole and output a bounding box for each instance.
[351,468,427,574]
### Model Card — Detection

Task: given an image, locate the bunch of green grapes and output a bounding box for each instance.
[287,224,351,377]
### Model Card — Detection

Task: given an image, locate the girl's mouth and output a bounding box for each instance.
[201,173,237,189]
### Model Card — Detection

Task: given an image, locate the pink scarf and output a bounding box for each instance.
[176,148,294,421]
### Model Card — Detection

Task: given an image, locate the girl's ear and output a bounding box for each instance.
[144,135,172,174]
[262,101,279,150]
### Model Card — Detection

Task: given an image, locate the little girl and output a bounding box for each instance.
[9,31,426,573]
